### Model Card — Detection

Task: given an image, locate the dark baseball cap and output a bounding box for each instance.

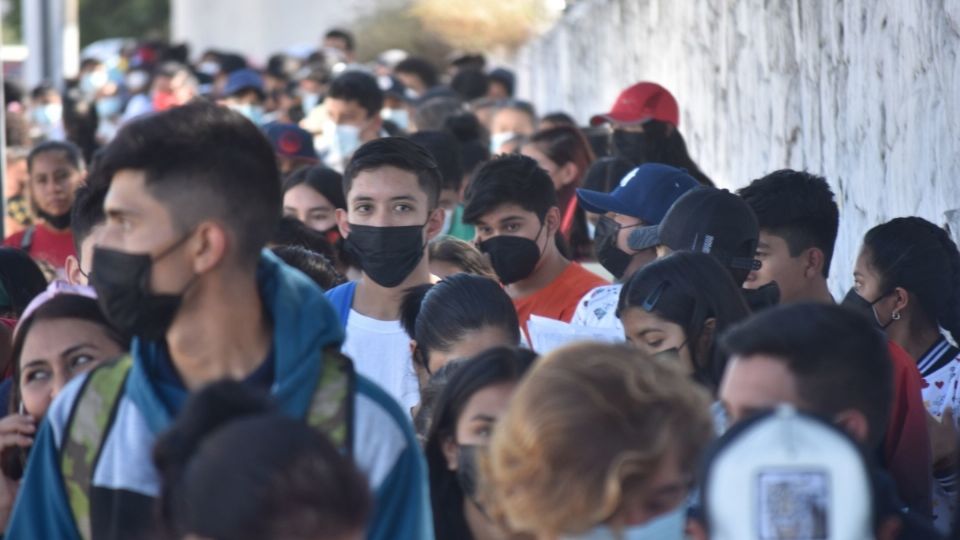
[224,68,265,98]
[262,122,318,161]
[576,163,698,251]
[633,186,760,271]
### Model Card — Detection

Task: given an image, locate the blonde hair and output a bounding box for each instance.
[484,343,713,536]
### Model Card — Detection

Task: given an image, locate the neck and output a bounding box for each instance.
[354,257,432,320]
[506,242,570,299]
[795,277,835,305]
[888,315,943,362]
[165,269,273,390]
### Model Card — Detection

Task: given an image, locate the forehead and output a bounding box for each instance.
[20,318,106,357]
[458,382,517,422]
[758,230,790,250]
[620,307,680,334]
[325,97,368,118]
[348,166,426,201]
[474,202,538,224]
[105,169,172,214]
[30,151,75,172]
[722,354,798,403]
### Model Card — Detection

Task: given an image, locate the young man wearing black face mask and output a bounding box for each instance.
[6,103,434,540]
[570,163,698,329]
[590,81,714,187]
[4,141,84,279]
[462,154,607,334]
[326,137,446,413]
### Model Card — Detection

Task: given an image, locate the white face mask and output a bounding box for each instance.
[32,103,63,126]
[230,103,264,125]
[490,131,517,155]
[381,108,410,131]
[301,93,321,115]
[331,123,362,159]
[559,506,687,540]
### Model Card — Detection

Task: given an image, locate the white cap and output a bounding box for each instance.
[703,405,874,540]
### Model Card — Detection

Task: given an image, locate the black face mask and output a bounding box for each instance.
[35,208,71,230]
[344,223,427,288]
[594,216,635,280]
[90,234,195,341]
[456,444,482,502]
[610,129,649,164]
[477,226,544,285]
[841,288,896,330]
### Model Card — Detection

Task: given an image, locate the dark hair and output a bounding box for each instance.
[581,156,634,194]
[460,140,491,179]
[415,97,466,133]
[862,217,960,344]
[70,184,107,255]
[395,57,439,89]
[89,101,281,264]
[0,248,47,318]
[525,126,595,180]
[494,99,537,126]
[444,111,486,145]
[400,274,520,374]
[271,245,345,291]
[541,112,577,127]
[413,359,465,441]
[408,131,464,192]
[326,71,383,118]
[271,216,335,262]
[8,294,126,419]
[428,237,496,280]
[613,120,713,186]
[282,165,346,211]
[154,380,371,540]
[463,154,557,224]
[720,303,893,449]
[617,251,751,389]
[451,69,489,102]
[738,170,839,277]
[27,140,85,173]
[425,347,536,540]
[324,28,355,52]
[488,68,515,97]
[344,137,443,209]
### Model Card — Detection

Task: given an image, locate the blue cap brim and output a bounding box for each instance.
[576,188,636,217]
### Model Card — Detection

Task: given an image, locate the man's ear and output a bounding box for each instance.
[833,409,870,445]
[192,222,229,274]
[544,206,562,234]
[336,208,351,238]
[425,206,445,242]
[803,247,826,279]
[65,255,84,286]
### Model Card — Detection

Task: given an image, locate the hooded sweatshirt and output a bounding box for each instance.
[6,251,434,540]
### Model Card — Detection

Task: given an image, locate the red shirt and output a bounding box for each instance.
[4,223,76,277]
[514,263,608,332]
[884,340,934,516]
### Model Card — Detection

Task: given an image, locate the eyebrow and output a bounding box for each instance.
[470,414,496,423]
[21,359,50,371]
[350,195,419,204]
[60,343,97,359]
[757,241,771,250]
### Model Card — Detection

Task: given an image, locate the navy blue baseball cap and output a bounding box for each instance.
[262,122,318,160]
[576,163,698,250]
[224,68,265,98]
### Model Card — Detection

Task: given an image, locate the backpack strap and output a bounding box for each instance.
[19,225,35,253]
[324,281,357,331]
[60,355,133,540]
[305,348,355,456]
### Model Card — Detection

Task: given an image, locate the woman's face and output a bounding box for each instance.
[521,145,575,191]
[283,184,337,232]
[455,382,518,448]
[852,246,899,329]
[620,308,694,376]
[19,318,125,418]
[427,327,517,376]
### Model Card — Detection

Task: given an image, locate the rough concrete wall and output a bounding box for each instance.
[510,0,960,295]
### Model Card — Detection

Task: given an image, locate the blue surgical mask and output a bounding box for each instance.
[32,103,63,126]
[302,92,321,115]
[490,131,517,155]
[332,123,362,159]
[559,506,687,540]
[381,108,410,131]
[230,103,264,125]
[96,96,124,119]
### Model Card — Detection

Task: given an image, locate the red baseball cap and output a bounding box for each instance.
[590,82,680,127]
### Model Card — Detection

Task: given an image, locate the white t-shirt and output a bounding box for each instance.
[341,309,421,414]
[571,284,624,330]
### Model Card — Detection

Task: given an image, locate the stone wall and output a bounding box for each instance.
[510,0,960,294]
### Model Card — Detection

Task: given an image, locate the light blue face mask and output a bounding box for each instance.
[490,131,517,155]
[381,108,410,131]
[301,93,321,115]
[96,96,124,119]
[230,103,264,125]
[559,506,687,540]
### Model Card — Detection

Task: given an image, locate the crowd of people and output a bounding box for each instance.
[0,26,958,540]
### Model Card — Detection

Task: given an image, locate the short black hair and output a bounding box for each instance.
[271,245,345,291]
[324,28,355,52]
[450,69,489,102]
[89,101,281,264]
[27,140,85,173]
[395,57,439,89]
[282,166,346,210]
[488,68,515,97]
[494,99,537,125]
[720,303,892,449]
[326,71,384,118]
[462,154,557,224]
[408,131,463,192]
[0,248,47,318]
[70,184,107,255]
[738,170,839,278]
[344,137,442,209]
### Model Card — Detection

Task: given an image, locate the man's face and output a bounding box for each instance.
[720,354,801,427]
[473,202,548,244]
[99,170,196,295]
[325,98,379,142]
[29,151,81,217]
[744,231,807,302]
[491,108,535,137]
[395,72,426,96]
[337,165,440,235]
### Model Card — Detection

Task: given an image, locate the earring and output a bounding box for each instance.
[892,311,902,321]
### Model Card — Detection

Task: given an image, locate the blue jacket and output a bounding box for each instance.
[6,251,434,540]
